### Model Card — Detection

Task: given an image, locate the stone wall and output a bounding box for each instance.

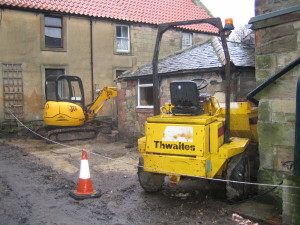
[117,70,255,139]
[251,1,300,205]
[131,24,210,68]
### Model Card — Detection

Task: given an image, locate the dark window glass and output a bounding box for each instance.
[45,68,65,100]
[139,77,153,84]
[45,68,64,78]
[116,70,126,77]
[140,86,153,106]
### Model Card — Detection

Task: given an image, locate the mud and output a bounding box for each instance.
[0,136,265,225]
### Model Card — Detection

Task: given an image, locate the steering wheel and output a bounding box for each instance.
[192,78,208,90]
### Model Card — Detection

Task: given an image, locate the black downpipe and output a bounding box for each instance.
[247,57,300,105]
[294,77,300,176]
[90,19,95,100]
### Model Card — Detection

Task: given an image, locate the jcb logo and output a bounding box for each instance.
[69,105,77,113]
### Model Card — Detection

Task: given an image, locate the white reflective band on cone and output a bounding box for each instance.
[79,160,91,179]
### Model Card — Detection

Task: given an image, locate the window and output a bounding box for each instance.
[182,33,192,49]
[116,70,126,78]
[45,16,63,48]
[45,68,65,100]
[137,78,153,108]
[116,25,130,52]
[45,68,65,78]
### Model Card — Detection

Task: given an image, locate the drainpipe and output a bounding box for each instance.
[294,77,300,176]
[90,18,95,100]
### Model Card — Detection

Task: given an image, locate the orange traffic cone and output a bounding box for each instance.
[69,150,101,200]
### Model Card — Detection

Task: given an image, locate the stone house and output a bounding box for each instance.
[117,38,255,138]
[0,0,216,126]
[249,0,300,214]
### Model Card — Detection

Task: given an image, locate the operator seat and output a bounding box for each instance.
[170,80,204,115]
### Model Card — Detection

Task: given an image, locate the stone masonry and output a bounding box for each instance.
[251,0,300,205]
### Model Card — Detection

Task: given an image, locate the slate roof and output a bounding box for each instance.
[0,0,218,33]
[120,39,255,78]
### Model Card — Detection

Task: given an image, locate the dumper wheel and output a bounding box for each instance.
[226,153,250,202]
[138,157,165,193]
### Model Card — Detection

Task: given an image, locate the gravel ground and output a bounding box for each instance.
[0,135,264,225]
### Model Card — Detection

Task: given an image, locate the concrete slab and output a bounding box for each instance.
[228,200,281,224]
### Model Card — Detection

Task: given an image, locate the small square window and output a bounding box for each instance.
[116,25,130,52]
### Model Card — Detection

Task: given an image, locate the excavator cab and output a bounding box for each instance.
[44,75,86,127]
[45,75,85,108]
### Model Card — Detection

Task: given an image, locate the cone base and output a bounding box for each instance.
[69,190,101,200]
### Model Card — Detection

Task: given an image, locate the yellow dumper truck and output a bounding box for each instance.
[137,18,258,201]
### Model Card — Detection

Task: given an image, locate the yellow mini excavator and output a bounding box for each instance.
[137,18,258,201]
[40,75,117,141]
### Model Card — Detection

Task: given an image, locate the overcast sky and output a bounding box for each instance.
[200,0,255,28]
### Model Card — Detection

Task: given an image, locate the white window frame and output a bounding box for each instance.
[182,33,193,49]
[116,25,130,53]
[137,79,153,109]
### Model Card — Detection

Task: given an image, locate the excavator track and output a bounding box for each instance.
[37,121,112,143]
[47,126,98,142]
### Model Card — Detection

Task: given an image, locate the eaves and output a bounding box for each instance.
[0,4,218,35]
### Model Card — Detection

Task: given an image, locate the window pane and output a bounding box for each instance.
[116,70,126,77]
[117,38,129,51]
[45,69,64,78]
[70,80,83,101]
[57,78,70,100]
[45,80,56,101]
[45,27,62,48]
[140,86,153,106]
[116,26,122,37]
[122,26,128,37]
[45,69,65,101]
[182,33,192,49]
[45,17,62,27]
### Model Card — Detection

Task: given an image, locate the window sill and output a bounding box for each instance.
[136,106,153,109]
[41,47,67,52]
[114,51,132,56]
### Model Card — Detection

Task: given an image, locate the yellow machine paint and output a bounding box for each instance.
[138,100,254,184]
[44,101,85,127]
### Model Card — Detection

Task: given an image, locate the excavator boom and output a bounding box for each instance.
[85,87,118,122]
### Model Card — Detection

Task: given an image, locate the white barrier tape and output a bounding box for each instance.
[7,108,300,190]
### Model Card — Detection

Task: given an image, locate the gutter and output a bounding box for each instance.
[249,5,300,24]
